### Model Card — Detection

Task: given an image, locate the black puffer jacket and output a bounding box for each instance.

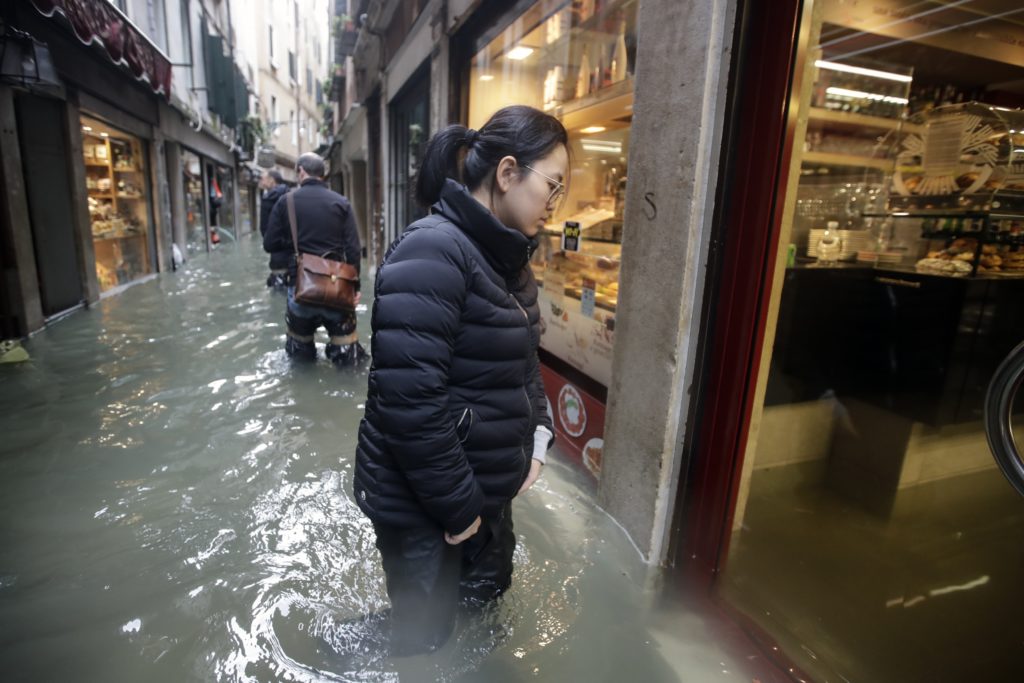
[354,179,553,535]
[260,184,290,270]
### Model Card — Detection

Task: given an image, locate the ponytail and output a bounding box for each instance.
[414,125,475,207]
[414,105,568,208]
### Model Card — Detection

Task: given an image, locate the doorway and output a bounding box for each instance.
[16,94,82,316]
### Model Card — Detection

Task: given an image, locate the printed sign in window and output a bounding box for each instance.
[562,221,581,252]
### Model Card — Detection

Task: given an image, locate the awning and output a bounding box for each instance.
[29,0,172,98]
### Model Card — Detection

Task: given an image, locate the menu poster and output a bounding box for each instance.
[562,221,581,251]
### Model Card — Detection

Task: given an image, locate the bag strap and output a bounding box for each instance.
[286,191,299,257]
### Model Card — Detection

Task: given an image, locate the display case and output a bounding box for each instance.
[888,102,1024,212]
[846,103,1024,278]
[81,115,153,292]
[469,0,636,388]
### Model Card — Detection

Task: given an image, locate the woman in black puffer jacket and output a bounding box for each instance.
[354,105,568,654]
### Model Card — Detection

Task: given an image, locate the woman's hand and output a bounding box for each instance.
[445,516,481,545]
[518,459,544,494]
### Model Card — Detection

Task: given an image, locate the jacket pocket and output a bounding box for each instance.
[455,408,475,444]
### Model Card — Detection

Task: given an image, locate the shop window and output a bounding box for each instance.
[80,116,155,292]
[182,149,206,255]
[468,0,637,402]
[718,2,1024,682]
[210,164,235,241]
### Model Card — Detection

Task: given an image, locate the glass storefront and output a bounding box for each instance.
[209,163,236,244]
[182,149,207,256]
[80,115,155,292]
[468,0,637,474]
[720,2,1024,681]
[238,168,255,235]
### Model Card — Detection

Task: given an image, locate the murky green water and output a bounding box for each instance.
[0,236,750,682]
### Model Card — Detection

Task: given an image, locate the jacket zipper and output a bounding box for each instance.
[456,407,473,442]
[513,297,533,482]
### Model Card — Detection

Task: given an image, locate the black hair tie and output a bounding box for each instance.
[466,129,479,147]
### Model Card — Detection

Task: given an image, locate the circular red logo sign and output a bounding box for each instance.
[557,384,587,438]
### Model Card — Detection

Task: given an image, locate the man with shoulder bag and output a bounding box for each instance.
[263,153,365,365]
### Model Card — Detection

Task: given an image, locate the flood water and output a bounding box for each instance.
[0,236,753,682]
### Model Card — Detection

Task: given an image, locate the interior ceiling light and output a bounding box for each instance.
[581,140,622,154]
[580,126,606,134]
[100,132,109,137]
[826,86,908,105]
[82,126,92,131]
[815,59,912,83]
[506,46,534,61]
[479,74,494,81]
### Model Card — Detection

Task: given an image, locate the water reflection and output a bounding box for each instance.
[0,237,747,682]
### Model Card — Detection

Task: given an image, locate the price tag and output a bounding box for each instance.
[580,278,596,317]
[562,221,581,252]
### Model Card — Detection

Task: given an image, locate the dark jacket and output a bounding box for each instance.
[259,183,288,236]
[263,179,361,286]
[260,183,290,270]
[354,179,553,535]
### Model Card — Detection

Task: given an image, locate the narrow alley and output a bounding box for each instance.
[0,237,754,682]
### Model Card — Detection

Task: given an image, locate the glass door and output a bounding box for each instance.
[715,2,1024,682]
[182,149,207,256]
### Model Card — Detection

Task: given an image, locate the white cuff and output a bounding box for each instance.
[532,426,553,465]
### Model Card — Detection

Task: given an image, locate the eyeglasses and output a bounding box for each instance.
[523,165,565,205]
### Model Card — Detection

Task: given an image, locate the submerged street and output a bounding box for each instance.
[0,237,755,682]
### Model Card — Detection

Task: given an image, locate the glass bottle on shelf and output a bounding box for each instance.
[611,17,628,83]
[591,41,602,93]
[576,0,595,23]
[576,47,591,99]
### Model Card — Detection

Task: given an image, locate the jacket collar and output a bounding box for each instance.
[299,178,325,188]
[434,179,535,277]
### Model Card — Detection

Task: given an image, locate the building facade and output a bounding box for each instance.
[0,0,263,337]
[331,1,1024,681]
[238,0,332,184]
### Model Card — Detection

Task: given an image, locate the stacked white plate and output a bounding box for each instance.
[808,229,873,260]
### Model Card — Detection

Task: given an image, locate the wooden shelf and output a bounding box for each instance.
[807,107,922,134]
[802,151,893,171]
[533,0,636,58]
[86,162,111,168]
[116,195,144,200]
[88,193,114,199]
[113,167,141,173]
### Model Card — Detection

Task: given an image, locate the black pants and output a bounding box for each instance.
[284,287,358,363]
[372,503,514,656]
